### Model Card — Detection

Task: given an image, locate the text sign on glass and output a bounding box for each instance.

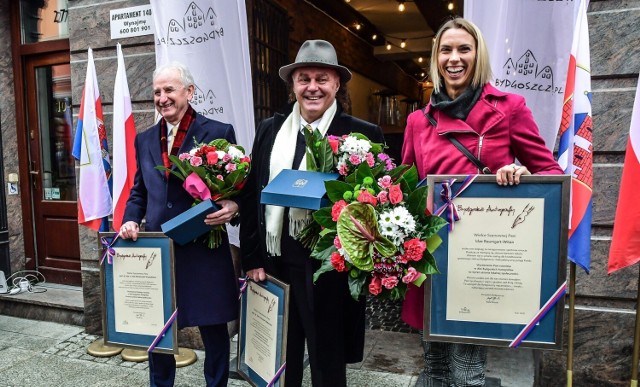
[110,4,154,39]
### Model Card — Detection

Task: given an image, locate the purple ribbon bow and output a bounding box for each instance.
[100,233,120,265]
[434,175,477,232]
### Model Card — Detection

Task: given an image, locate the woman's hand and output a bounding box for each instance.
[247,268,266,282]
[496,163,530,186]
[119,221,140,241]
[205,199,239,226]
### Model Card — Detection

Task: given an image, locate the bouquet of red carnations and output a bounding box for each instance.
[157,138,250,248]
[299,131,447,300]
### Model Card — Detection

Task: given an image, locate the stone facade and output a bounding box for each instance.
[1,0,639,384]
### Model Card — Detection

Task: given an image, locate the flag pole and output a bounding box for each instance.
[631,265,640,387]
[566,262,576,387]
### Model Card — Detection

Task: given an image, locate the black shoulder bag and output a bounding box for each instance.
[424,109,492,174]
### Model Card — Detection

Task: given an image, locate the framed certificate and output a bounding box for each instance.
[237,275,290,387]
[98,232,178,354]
[424,175,570,349]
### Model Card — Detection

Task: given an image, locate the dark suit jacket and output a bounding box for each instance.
[240,105,385,363]
[123,112,239,328]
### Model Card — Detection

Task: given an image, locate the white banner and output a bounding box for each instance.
[151,0,255,246]
[465,0,579,150]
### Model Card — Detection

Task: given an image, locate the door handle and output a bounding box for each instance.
[30,170,39,175]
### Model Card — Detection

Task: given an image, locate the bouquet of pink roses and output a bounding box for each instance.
[299,131,447,300]
[157,138,250,248]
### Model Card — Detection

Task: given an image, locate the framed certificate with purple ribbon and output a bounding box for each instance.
[98,232,178,354]
[423,175,570,349]
[237,274,290,387]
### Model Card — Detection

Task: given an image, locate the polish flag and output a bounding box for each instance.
[111,43,137,230]
[608,75,640,274]
[72,48,112,231]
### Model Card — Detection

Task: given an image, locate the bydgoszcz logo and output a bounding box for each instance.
[293,179,308,188]
[494,49,564,95]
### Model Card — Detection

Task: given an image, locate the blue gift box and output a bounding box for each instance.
[161,199,220,246]
[260,169,339,210]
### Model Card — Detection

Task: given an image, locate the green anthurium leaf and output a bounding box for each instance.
[345,172,356,185]
[312,207,336,229]
[396,164,419,193]
[407,186,428,217]
[416,251,440,275]
[348,274,368,301]
[325,180,355,203]
[336,203,396,271]
[316,138,335,173]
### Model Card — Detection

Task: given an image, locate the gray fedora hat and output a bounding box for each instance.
[279,39,352,83]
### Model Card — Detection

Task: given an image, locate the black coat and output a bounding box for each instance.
[123,112,239,328]
[240,106,385,363]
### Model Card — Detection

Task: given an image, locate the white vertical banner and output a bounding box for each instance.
[464,0,579,151]
[151,0,255,246]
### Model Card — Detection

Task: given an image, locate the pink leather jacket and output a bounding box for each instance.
[401,83,563,329]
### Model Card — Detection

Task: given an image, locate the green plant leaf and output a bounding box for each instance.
[312,207,336,229]
[310,232,337,261]
[336,203,396,271]
[407,186,428,217]
[348,274,367,301]
[395,164,419,193]
[325,180,355,203]
[209,138,230,150]
[313,257,336,283]
[420,216,448,240]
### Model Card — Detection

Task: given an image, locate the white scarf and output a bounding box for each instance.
[265,100,337,256]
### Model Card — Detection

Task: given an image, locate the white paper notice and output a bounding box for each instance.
[244,281,279,382]
[446,197,545,324]
[112,247,164,335]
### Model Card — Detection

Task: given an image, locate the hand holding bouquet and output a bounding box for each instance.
[157,138,250,248]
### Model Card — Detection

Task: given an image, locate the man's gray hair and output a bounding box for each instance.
[153,62,195,88]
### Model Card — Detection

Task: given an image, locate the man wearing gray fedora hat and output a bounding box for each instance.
[241,39,385,386]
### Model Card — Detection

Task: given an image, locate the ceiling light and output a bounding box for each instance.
[398,1,406,12]
[400,39,406,48]
[418,57,423,63]
[386,43,392,50]
[345,0,351,2]
[448,2,454,11]
[372,34,377,40]
[421,72,425,77]
[354,23,362,30]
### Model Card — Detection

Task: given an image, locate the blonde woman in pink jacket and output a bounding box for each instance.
[401,18,562,386]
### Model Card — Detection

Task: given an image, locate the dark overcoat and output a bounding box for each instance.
[240,105,385,363]
[123,112,239,328]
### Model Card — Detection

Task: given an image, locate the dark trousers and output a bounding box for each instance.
[149,324,230,387]
[272,255,348,387]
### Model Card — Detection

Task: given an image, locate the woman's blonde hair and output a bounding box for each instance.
[429,18,493,94]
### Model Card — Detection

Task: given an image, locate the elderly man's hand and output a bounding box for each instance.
[205,199,239,226]
[119,221,140,241]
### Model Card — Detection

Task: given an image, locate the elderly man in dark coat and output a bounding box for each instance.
[120,62,240,387]
[240,39,385,387]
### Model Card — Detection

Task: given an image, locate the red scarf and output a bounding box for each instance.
[160,105,196,177]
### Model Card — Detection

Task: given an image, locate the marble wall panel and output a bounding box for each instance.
[592,164,622,225]
[589,7,640,76]
[592,88,636,153]
[540,308,635,386]
[0,0,26,272]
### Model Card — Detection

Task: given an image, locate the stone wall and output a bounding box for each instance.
[539,1,640,385]
[0,0,26,273]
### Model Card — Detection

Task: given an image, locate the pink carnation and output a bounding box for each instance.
[190,156,203,166]
[403,238,427,261]
[368,276,382,296]
[402,267,420,284]
[179,153,191,161]
[217,174,224,180]
[225,163,237,172]
[330,252,347,272]
[388,184,403,204]
[377,191,388,204]
[366,153,375,167]
[339,164,349,176]
[331,200,348,221]
[378,175,392,189]
[381,276,399,289]
[349,154,362,165]
[333,235,342,249]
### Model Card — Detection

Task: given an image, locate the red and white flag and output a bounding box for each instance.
[111,43,137,230]
[608,75,640,274]
[72,48,112,231]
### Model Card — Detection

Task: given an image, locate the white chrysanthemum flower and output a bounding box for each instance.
[189,148,198,156]
[340,136,371,156]
[392,206,416,233]
[227,146,244,159]
[216,150,226,159]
